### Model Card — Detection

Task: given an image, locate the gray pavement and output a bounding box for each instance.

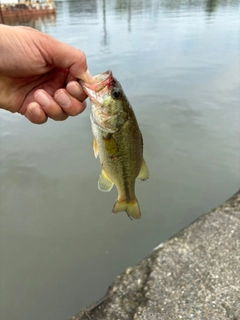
[70,190,240,320]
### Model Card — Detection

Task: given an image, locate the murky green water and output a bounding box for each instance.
[0,1,239,319]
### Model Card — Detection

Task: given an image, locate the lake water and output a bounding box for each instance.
[0,1,239,319]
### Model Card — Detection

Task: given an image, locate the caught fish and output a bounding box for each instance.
[80,70,149,219]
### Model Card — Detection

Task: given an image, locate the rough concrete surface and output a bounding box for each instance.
[70,190,240,320]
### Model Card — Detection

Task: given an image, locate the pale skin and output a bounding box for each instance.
[0,25,93,124]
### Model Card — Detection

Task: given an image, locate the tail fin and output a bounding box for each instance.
[112,198,141,219]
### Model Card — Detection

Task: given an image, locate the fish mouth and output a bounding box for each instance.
[80,70,113,103]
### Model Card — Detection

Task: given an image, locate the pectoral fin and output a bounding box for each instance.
[98,170,114,192]
[137,158,149,181]
[103,135,119,155]
[93,138,98,158]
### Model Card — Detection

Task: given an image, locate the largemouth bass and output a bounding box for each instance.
[80,70,149,219]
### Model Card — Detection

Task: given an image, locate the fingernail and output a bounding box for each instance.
[35,91,50,108]
[55,91,71,108]
[28,103,42,117]
[80,69,94,84]
[67,81,81,96]
[86,70,94,83]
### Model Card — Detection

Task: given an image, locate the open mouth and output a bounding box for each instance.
[80,70,112,93]
[80,70,113,105]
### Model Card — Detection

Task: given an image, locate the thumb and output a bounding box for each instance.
[50,40,93,83]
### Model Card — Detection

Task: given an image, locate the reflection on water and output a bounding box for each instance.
[205,0,218,13]
[68,0,97,17]
[1,13,56,29]
[102,0,107,46]
[0,1,239,320]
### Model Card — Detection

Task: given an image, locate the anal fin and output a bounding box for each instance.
[98,170,114,192]
[137,158,149,181]
[93,138,98,158]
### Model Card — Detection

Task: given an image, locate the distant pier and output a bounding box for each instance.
[0,1,55,20]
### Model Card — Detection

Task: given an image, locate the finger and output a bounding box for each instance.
[66,81,88,101]
[54,89,87,116]
[34,90,69,121]
[50,41,94,83]
[25,102,48,124]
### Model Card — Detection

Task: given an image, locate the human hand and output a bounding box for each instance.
[0,25,93,124]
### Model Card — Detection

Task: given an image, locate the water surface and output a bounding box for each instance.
[0,1,239,320]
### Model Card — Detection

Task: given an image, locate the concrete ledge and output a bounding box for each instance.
[70,190,240,320]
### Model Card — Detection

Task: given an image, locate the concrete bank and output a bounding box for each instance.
[70,190,240,320]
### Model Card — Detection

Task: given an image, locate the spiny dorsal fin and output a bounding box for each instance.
[137,158,149,181]
[98,170,114,192]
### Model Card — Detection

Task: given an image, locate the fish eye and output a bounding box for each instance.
[111,88,122,99]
